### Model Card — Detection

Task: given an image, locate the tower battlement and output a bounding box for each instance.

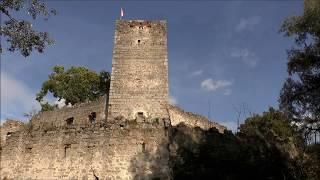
[108,20,169,120]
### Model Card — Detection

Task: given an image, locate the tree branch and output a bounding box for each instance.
[0,6,16,22]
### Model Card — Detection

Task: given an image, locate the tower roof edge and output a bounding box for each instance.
[116,19,167,23]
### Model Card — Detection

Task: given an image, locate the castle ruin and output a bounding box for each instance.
[108,20,169,120]
[0,20,226,180]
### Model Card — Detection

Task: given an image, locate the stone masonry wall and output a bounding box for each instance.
[0,19,230,180]
[168,105,226,133]
[30,96,106,129]
[0,102,226,180]
[0,119,24,146]
[0,119,171,180]
[108,20,169,120]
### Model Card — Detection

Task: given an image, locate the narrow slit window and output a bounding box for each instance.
[142,142,146,152]
[64,144,71,158]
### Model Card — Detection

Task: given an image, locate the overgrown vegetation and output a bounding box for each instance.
[171,109,311,180]
[36,65,110,111]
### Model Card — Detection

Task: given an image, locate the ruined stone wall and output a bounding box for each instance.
[0,102,226,180]
[168,105,226,133]
[108,20,169,120]
[30,96,106,129]
[0,119,171,180]
[0,18,231,179]
[0,119,24,146]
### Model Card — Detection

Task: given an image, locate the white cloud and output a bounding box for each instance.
[1,72,40,120]
[190,70,203,77]
[169,95,178,105]
[201,79,232,92]
[220,121,238,133]
[54,99,66,108]
[230,48,258,67]
[223,89,232,96]
[47,97,72,109]
[235,16,261,32]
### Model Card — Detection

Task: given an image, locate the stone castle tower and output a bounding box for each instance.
[108,20,169,120]
[0,19,226,180]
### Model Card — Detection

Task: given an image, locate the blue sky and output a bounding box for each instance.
[1,1,302,131]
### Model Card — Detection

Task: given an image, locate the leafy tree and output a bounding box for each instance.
[238,108,306,179]
[239,108,304,150]
[303,144,320,180]
[39,102,55,112]
[36,65,110,111]
[171,108,307,180]
[0,0,56,57]
[279,0,320,134]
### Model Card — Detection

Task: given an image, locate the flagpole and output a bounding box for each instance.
[120,8,124,20]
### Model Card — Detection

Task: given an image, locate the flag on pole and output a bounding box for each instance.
[120,8,124,19]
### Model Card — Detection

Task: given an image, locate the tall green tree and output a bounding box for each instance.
[171,108,308,180]
[279,0,320,134]
[238,108,306,179]
[36,65,110,111]
[0,0,56,57]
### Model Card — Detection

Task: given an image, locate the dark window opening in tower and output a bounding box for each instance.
[138,112,144,118]
[89,112,97,123]
[6,132,12,137]
[142,142,146,152]
[64,144,71,158]
[66,117,74,125]
[26,147,32,153]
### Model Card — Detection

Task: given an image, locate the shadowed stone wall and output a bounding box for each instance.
[108,20,169,120]
[0,119,171,180]
[0,101,225,180]
[304,0,319,11]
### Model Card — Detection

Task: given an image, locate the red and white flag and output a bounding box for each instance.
[120,8,124,18]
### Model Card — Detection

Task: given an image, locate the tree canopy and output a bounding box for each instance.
[171,108,312,180]
[238,108,318,180]
[0,0,56,57]
[279,0,320,133]
[36,65,110,111]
